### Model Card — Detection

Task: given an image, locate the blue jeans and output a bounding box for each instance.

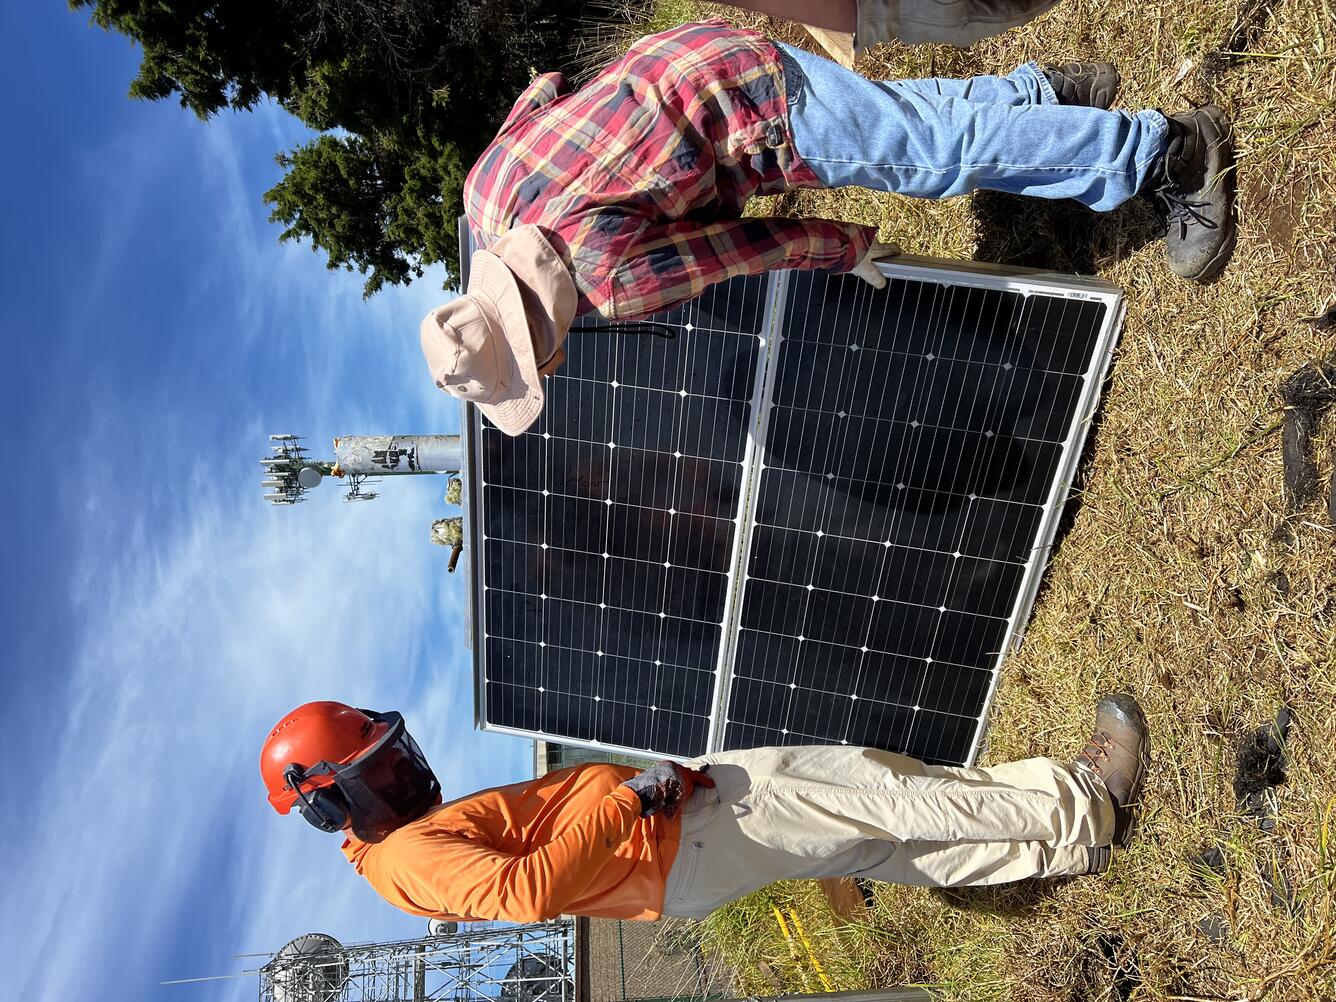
[778,43,1167,212]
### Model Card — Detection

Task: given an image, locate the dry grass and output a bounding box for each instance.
[608,0,1336,998]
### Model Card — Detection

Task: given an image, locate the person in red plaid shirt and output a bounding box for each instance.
[422,20,1233,437]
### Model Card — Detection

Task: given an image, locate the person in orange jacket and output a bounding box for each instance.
[261,699,1150,923]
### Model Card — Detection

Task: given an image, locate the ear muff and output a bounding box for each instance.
[285,764,351,834]
[298,788,351,834]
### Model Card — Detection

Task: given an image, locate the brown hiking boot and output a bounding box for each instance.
[1042,62,1120,109]
[1074,693,1150,847]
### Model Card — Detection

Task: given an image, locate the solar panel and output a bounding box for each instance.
[726,268,1115,764]
[462,236,1124,765]
[471,275,773,759]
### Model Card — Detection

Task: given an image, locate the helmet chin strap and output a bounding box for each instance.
[536,344,567,378]
[533,322,675,381]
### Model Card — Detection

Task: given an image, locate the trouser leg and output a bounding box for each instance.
[861,838,1090,886]
[881,61,1057,106]
[778,41,1166,210]
[660,745,1115,918]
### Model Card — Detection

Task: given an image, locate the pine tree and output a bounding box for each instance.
[74,0,591,293]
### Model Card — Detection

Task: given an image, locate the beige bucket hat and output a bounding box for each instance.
[421,224,578,436]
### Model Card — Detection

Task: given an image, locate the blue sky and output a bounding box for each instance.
[1,6,530,999]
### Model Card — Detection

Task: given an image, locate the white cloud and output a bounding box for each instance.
[8,464,485,998]
[6,98,523,1002]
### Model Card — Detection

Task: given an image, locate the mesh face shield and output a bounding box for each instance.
[294,711,441,843]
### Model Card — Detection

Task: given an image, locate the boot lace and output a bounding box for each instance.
[1154,186,1218,239]
[1078,730,1114,775]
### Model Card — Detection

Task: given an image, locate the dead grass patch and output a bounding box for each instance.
[591,0,1336,996]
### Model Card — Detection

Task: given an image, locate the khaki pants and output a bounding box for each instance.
[661,745,1115,919]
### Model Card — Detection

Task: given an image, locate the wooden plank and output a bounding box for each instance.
[802,24,856,68]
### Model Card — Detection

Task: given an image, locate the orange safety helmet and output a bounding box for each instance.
[261,702,389,813]
[261,701,440,842]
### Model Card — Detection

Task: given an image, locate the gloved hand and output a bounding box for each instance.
[622,761,715,818]
[850,240,903,290]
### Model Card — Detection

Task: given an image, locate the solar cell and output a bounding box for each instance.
[464,241,1123,765]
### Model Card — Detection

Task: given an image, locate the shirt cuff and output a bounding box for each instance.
[841,225,878,271]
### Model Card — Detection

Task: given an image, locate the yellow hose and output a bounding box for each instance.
[788,907,835,991]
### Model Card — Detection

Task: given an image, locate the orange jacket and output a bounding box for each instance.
[341,763,682,922]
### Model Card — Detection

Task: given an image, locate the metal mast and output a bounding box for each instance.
[258,922,574,1002]
[260,434,463,505]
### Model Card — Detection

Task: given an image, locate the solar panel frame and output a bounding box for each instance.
[458,217,1124,765]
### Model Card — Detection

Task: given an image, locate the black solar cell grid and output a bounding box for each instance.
[723,270,1108,763]
[478,275,770,757]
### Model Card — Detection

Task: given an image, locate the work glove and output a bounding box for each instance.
[849,240,903,290]
[621,761,715,819]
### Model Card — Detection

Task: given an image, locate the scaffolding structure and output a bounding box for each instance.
[259,922,574,1002]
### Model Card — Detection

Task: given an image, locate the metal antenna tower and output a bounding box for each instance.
[257,921,574,1002]
[261,435,463,505]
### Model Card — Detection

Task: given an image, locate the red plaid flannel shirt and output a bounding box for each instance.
[463,21,876,320]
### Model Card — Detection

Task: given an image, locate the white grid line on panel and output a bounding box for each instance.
[632,299,685,754]
[814,275,887,745]
[840,277,946,747]
[485,679,713,719]
[724,627,995,684]
[548,366,761,403]
[749,498,1047,554]
[483,635,724,679]
[855,279,940,748]
[483,474,743,519]
[727,675,987,723]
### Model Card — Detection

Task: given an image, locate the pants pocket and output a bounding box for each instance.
[778,48,806,109]
[666,840,705,909]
